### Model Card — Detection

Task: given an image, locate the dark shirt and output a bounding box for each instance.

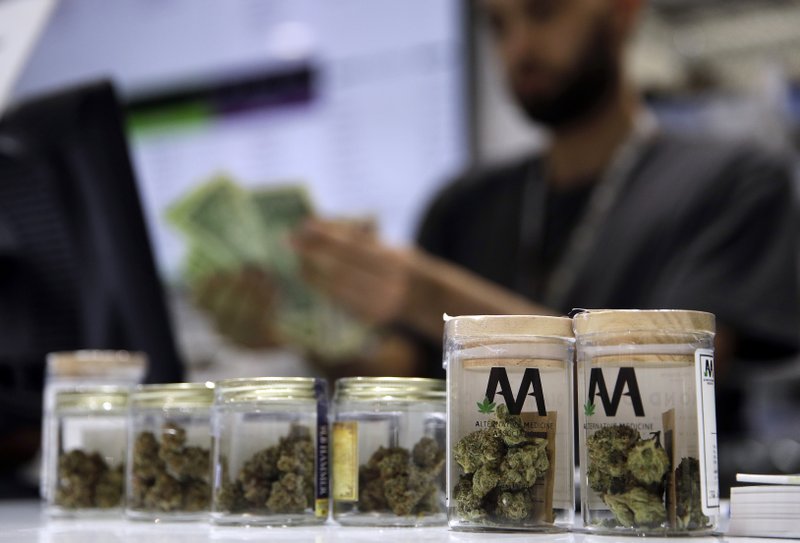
[417,133,800,375]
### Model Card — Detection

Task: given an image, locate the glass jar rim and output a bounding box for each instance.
[215,377,323,403]
[334,377,444,402]
[131,382,215,409]
[55,385,129,411]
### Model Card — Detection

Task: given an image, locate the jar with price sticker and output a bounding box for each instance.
[444,315,575,532]
[331,377,446,526]
[573,309,718,535]
[210,377,328,526]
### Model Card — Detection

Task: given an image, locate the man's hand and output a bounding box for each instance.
[291,218,410,326]
[292,218,554,343]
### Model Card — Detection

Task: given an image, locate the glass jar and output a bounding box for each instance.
[444,315,575,532]
[46,386,128,517]
[41,351,147,499]
[126,382,215,521]
[331,377,446,527]
[211,377,328,526]
[574,309,718,535]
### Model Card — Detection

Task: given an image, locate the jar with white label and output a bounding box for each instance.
[46,386,129,517]
[41,351,146,500]
[126,382,215,521]
[210,377,328,526]
[331,377,446,527]
[444,315,575,532]
[573,309,718,535]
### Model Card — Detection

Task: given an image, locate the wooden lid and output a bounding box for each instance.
[47,350,147,377]
[572,309,715,336]
[444,314,574,339]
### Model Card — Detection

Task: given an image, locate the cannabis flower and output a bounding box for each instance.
[675,457,709,531]
[358,436,445,516]
[604,487,667,528]
[452,404,550,523]
[54,449,123,509]
[215,423,315,515]
[586,425,669,529]
[130,421,211,513]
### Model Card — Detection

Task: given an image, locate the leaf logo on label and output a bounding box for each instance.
[476,397,496,414]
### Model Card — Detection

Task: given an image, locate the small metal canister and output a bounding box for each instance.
[46,386,129,517]
[126,382,215,521]
[444,315,575,531]
[210,377,329,526]
[574,310,718,535]
[331,377,446,526]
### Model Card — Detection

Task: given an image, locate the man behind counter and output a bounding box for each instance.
[292,0,800,450]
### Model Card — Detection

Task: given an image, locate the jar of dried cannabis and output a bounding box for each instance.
[41,351,146,500]
[331,377,446,527]
[444,315,575,532]
[211,377,328,526]
[573,310,718,535]
[46,386,129,517]
[126,382,215,521]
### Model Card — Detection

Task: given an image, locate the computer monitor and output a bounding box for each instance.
[0,80,184,440]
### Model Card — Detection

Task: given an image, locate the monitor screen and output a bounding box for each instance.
[14,0,470,281]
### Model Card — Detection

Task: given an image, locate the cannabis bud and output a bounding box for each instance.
[586,425,668,528]
[54,449,123,509]
[675,457,709,530]
[452,404,550,523]
[216,423,315,515]
[129,422,212,513]
[358,436,445,516]
[604,487,667,527]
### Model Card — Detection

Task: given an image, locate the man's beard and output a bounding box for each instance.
[512,17,620,130]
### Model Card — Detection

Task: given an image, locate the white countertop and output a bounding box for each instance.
[0,500,777,543]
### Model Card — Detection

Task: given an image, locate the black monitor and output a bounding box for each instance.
[0,81,184,465]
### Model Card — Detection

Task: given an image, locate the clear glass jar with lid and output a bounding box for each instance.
[126,382,215,521]
[211,377,328,526]
[573,309,718,535]
[444,315,575,532]
[331,377,446,527]
[41,350,146,500]
[46,386,128,517]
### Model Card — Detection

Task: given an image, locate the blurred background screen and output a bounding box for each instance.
[13,0,470,281]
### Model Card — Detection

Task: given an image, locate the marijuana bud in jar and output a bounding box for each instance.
[675,457,709,530]
[216,423,315,514]
[358,436,445,516]
[55,450,124,509]
[129,422,212,512]
[453,405,549,522]
[586,425,669,528]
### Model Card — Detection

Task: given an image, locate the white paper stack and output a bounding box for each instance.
[727,474,800,539]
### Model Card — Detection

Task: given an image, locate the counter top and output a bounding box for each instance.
[0,501,774,543]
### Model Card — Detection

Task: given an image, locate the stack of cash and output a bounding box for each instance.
[167,175,370,364]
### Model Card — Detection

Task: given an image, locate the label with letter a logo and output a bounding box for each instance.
[484,367,547,416]
[585,367,645,418]
[459,358,571,510]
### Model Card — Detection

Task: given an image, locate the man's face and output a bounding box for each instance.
[483,0,624,129]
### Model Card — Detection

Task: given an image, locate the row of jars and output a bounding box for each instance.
[45,374,446,527]
[44,309,719,535]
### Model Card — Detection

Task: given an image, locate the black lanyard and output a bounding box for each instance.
[516,114,660,310]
